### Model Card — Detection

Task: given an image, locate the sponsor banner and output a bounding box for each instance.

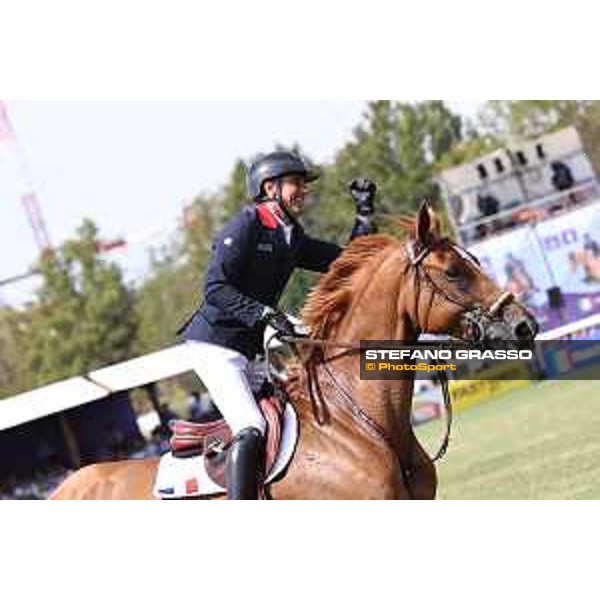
[449,377,530,413]
[539,339,600,378]
[469,226,552,320]
[468,203,600,331]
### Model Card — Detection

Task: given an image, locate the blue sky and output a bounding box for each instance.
[0,101,480,306]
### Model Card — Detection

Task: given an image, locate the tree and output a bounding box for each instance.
[435,134,499,169]
[220,159,249,221]
[134,245,195,355]
[26,219,138,387]
[280,102,466,311]
[135,195,219,355]
[182,194,221,276]
[312,101,464,244]
[0,307,30,397]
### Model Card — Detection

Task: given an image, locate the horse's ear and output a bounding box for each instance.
[416,200,435,246]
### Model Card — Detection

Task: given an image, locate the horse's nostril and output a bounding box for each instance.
[515,321,533,340]
[469,320,484,341]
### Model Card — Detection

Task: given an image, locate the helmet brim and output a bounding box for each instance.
[274,168,320,184]
[304,169,320,183]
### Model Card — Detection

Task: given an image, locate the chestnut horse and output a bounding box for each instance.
[50,203,537,500]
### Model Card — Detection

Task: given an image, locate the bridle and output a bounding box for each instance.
[265,237,516,472]
[406,238,514,341]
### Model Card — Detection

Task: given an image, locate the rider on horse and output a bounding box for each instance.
[177,150,377,499]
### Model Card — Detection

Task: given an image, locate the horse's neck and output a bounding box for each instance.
[327,355,415,458]
[323,265,417,455]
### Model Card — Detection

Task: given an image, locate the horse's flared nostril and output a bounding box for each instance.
[514,320,535,341]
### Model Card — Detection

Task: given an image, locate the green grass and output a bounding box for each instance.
[415,377,600,499]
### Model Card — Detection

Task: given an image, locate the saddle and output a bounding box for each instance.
[154,387,298,499]
[169,395,285,488]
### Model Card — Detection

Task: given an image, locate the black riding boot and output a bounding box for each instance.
[225,427,265,500]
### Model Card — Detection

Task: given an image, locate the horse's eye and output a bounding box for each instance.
[445,264,462,280]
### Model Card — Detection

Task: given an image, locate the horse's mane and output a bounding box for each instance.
[300,233,400,337]
[300,207,443,339]
[287,211,435,406]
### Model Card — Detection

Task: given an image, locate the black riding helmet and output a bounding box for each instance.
[246,151,319,201]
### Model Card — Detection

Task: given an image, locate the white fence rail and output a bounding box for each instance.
[0,345,191,431]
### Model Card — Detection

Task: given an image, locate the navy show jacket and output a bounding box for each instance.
[178,203,343,359]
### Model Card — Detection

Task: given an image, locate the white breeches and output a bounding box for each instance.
[184,340,267,436]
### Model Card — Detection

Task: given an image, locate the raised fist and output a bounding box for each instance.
[349,178,377,215]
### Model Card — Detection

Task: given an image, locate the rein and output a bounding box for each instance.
[276,333,453,465]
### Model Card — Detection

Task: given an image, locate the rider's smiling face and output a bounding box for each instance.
[264,175,309,217]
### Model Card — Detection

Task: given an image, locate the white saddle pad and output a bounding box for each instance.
[153,403,299,499]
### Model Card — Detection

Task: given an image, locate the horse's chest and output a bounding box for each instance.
[272,420,407,499]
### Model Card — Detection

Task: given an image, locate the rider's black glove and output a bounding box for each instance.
[349,178,377,216]
[263,309,298,339]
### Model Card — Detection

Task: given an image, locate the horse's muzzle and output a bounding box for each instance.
[503,303,539,347]
[459,303,539,348]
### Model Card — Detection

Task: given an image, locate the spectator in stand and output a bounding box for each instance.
[474,222,490,241]
[514,207,543,225]
[551,160,575,192]
[477,192,500,218]
[151,402,179,439]
[551,160,577,209]
[160,403,178,425]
